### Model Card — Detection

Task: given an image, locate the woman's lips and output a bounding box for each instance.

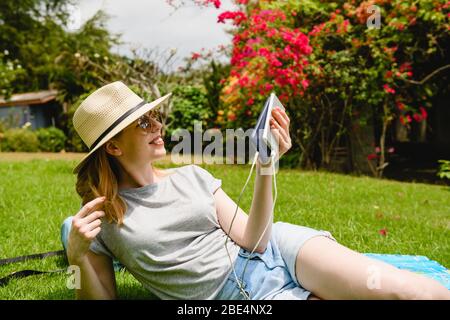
[149,136,164,145]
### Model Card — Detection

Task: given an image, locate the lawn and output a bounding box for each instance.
[0,159,449,299]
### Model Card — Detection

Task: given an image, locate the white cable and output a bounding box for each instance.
[239,153,277,283]
[224,151,278,300]
[224,151,258,300]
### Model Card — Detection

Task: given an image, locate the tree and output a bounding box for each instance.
[179,0,450,175]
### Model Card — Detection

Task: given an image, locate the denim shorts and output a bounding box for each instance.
[214,221,337,300]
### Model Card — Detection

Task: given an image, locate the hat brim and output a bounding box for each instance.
[72,92,172,174]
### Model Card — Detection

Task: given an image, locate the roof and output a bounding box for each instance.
[0,90,58,107]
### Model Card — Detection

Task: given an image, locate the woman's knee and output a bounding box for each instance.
[389,270,442,300]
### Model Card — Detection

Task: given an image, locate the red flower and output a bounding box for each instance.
[367,153,378,161]
[383,84,395,94]
[191,52,201,60]
[237,76,249,87]
[379,228,388,237]
[217,11,246,25]
[227,112,237,121]
[400,115,412,125]
[301,79,309,89]
[399,62,412,72]
[413,113,423,122]
[420,107,428,120]
[396,101,406,110]
[205,0,221,9]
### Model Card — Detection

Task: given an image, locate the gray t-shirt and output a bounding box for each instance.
[90,164,240,299]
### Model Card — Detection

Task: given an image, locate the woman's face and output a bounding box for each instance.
[108,110,167,165]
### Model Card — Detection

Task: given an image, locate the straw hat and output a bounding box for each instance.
[72,81,172,173]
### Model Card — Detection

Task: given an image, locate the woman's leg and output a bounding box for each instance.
[295,236,450,300]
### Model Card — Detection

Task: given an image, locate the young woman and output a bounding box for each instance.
[65,81,450,300]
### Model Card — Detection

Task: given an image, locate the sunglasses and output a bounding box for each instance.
[135,109,163,133]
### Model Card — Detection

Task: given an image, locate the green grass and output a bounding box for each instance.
[0,160,449,299]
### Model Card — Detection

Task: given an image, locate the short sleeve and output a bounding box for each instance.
[191,165,222,194]
[89,234,114,258]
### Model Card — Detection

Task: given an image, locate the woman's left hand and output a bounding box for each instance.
[269,106,292,159]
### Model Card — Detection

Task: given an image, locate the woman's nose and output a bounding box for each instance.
[150,119,162,132]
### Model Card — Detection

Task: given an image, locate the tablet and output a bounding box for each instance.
[250,93,286,165]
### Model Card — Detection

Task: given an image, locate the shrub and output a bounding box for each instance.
[437,160,450,180]
[166,85,210,136]
[0,119,6,133]
[164,85,210,152]
[212,0,449,173]
[36,127,66,152]
[65,93,90,153]
[0,128,39,152]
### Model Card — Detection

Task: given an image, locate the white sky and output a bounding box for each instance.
[69,0,236,70]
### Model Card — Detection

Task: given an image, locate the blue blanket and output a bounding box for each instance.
[365,253,450,290]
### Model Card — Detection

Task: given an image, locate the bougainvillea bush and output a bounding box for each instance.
[181,0,449,174]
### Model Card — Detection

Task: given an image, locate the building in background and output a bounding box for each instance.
[0,90,61,129]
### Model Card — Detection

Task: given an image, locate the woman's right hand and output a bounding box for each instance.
[67,196,106,264]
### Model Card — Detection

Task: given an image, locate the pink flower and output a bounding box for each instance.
[258,47,271,58]
[237,76,249,87]
[206,0,221,9]
[246,98,254,106]
[388,147,395,153]
[383,84,395,94]
[191,52,201,60]
[399,62,412,72]
[217,11,246,25]
[264,83,274,92]
[270,58,282,67]
[413,113,423,122]
[420,107,428,120]
[400,115,412,125]
[301,79,309,89]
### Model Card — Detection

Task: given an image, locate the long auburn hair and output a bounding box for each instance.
[76,147,164,225]
[76,146,128,225]
[76,119,166,224]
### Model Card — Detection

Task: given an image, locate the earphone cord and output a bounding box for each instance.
[224,151,277,300]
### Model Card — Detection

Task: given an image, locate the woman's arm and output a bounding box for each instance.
[70,251,117,300]
[214,174,271,254]
[243,159,274,253]
[214,106,292,254]
[67,196,117,299]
